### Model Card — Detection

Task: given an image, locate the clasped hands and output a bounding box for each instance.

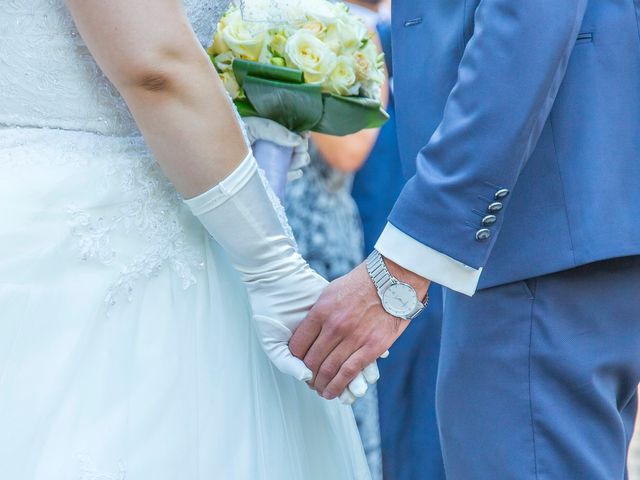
[290,258,430,404]
[242,120,430,403]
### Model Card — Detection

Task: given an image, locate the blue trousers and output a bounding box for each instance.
[378,285,446,480]
[437,257,640,479]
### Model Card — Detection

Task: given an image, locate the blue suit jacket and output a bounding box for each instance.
[390,0,640,288]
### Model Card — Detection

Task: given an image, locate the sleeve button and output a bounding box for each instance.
[495,188,510,200]
[476,229,492,241]
[488,202,503,213]
[482,215,497,226]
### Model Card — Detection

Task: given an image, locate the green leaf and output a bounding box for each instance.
[242,76,323,132]
[228,60,389,136]
[233,59,303,87]
[313,94,389,136]
[233,99,259,117]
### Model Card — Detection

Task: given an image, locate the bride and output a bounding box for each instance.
[0,0,374,478]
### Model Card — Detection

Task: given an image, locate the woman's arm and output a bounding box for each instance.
[310,30,389,173]
[65,0,249,199]
[310,129,379,173]
[67,0,381,399]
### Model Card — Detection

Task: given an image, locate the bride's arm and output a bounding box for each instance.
[65,0,248,199]
[66,0,378,400]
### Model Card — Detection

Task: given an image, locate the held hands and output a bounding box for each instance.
[243,122,426,401]
[290,259,430,400]
[246,261,329,382]
[185,152,384,401]
[249,262,388,405]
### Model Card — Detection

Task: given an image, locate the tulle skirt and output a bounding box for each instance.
[0,127,370,479]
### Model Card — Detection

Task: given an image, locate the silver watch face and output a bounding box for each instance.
[382,282,418,318]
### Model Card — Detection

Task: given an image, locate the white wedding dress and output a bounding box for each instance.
[0,1,371,478]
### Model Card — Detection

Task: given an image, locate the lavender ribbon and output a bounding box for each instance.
[252,140,294,202]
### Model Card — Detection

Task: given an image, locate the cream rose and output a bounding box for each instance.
[208,13,231,56]
[219,71,242,100]
[285,30,337,83]
[354,41,381,81]
[222,10,267,61]
[302,19,327,37]
[324,55,358,96]
[210,29,231,56]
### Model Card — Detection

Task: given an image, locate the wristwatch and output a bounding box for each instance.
[366,249,428,320]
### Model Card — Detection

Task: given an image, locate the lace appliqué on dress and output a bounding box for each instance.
[68,210,118,266]
[66,138,204,310]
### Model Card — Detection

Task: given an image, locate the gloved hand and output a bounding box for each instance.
[184,153,381,403]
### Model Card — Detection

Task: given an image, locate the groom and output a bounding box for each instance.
[291,0,640,478]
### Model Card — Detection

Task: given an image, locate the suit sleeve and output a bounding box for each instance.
[379,0,588,295]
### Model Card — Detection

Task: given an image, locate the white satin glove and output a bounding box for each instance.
[184,153,380,402]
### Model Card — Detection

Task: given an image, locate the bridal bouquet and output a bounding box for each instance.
[208,0,388,136]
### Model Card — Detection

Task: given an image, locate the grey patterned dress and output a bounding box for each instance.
[285,144,383,480]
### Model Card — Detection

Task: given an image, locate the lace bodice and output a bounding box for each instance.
[0,0,230,136]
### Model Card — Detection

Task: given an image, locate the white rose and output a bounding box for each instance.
[324,17,368,54]
[361,80,382,101]
[332,2,351,17]
[222,10,267,61]
[285,30,337,84]
[290,0,338,25]
[324,55,359,96]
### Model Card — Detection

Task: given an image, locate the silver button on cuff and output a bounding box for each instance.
[476,229,491,241]
[488,202,503,213]
[482,215,497,226]
[495,188,510,200]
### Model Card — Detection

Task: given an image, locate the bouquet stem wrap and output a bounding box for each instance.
[252,140,294,201]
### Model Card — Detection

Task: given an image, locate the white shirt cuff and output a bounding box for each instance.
[375,223,482,297]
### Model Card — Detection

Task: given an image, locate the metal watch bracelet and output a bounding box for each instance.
[366,250,428,320]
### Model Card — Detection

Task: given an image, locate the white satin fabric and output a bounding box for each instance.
[0,1,370,478]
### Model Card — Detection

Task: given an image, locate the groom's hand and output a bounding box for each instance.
[290,257,430,399]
